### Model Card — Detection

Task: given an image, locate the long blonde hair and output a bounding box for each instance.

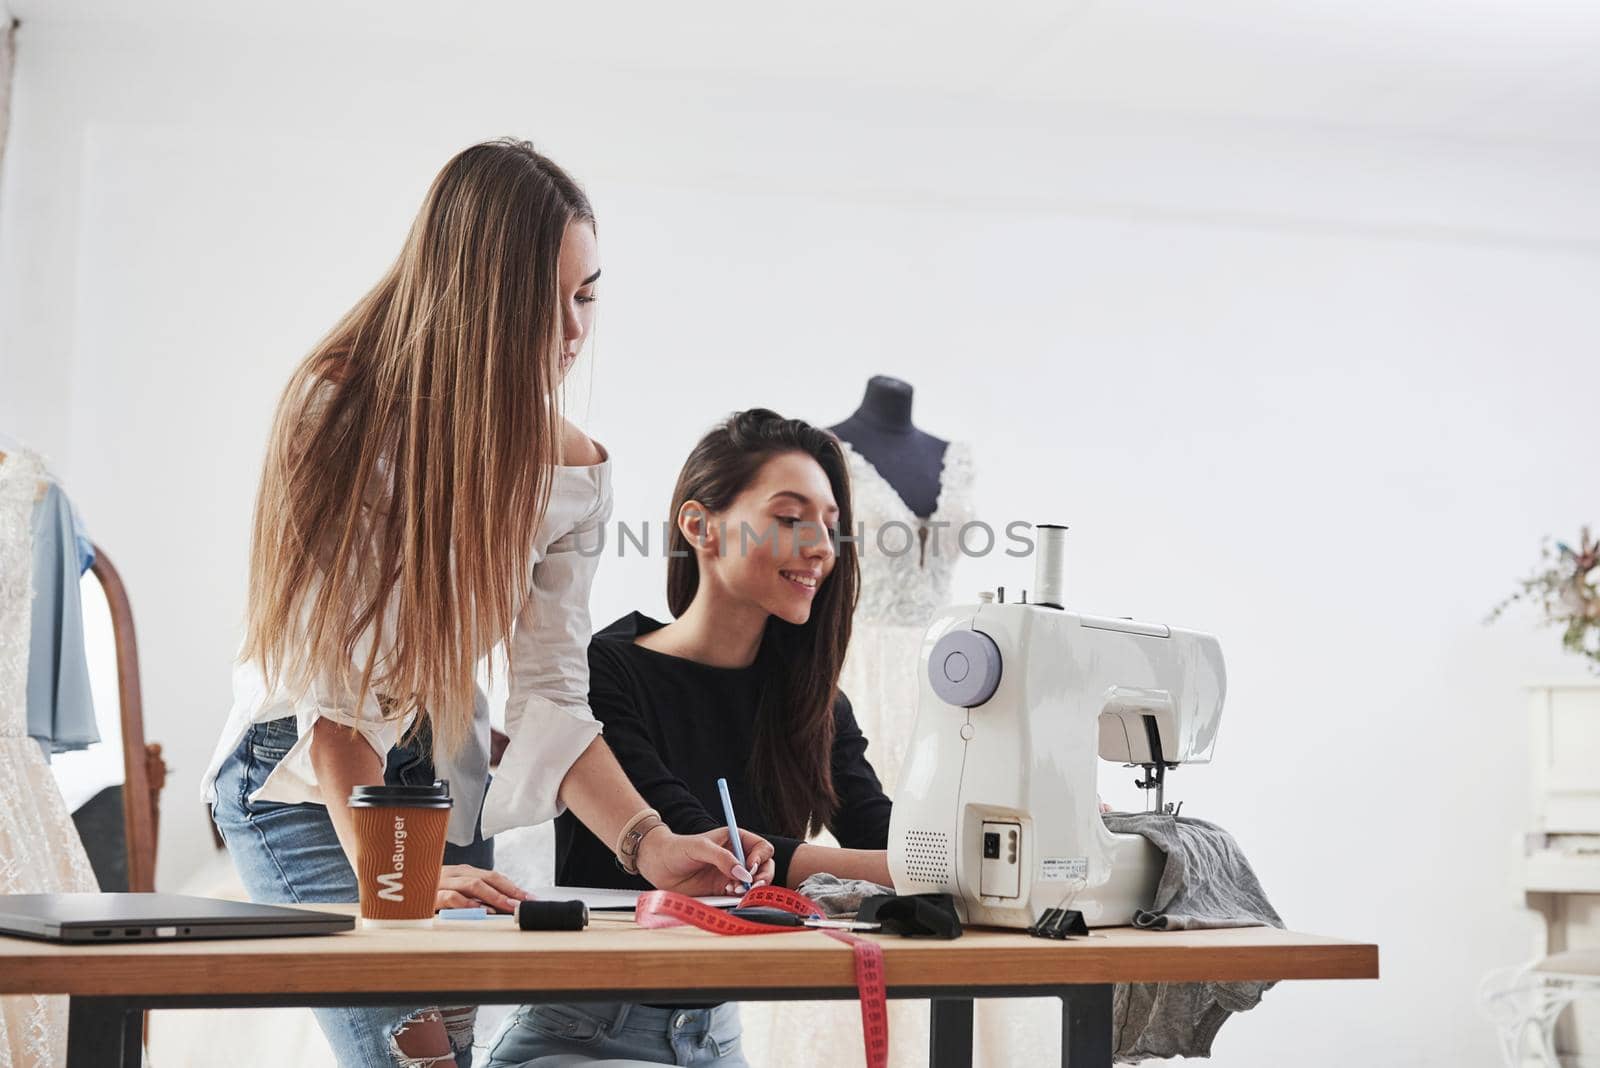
[244,138,594,758]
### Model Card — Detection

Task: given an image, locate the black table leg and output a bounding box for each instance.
[1061,984,1113,1066]
[930,997,975,1068]
[67,996,141,1068]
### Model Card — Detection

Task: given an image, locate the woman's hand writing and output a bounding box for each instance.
[637,827,776,897]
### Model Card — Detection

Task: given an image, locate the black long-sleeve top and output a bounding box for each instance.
[554,611,893,890]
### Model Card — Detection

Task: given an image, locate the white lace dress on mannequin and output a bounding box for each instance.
[740,440,975,1068]
[835,439,976,794]
[0,448,100,1068]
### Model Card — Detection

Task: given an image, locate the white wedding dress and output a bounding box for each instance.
[833,440,976,796]
[740,440,978,1068]
[0,448,100,1068]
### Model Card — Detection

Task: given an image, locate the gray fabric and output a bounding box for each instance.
[432,685,492,845]
[1102,812,1282,1062]
[71,784,128,892]
[796,873,893,917]
[1104,812,1282,931]
[27,484,99,756]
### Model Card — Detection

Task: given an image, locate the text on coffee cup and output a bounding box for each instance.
[376,814,408,902]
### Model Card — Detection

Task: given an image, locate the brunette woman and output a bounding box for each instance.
[486,409,892,1067]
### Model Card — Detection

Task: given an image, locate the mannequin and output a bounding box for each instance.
[829,386,1052,1068]
[0,444,99,1068]
[828,376,947,519]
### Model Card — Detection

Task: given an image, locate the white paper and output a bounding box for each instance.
[524,886,742,911]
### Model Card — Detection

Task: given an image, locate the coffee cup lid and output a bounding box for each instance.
[348,780,453,809]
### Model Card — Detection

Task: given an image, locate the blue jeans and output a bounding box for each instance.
[484,1002,747,1067]
[211,716,493,1068]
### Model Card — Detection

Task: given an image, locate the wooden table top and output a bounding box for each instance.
[0,908,1377,999]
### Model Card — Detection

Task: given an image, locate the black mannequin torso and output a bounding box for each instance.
[829,376,948,519]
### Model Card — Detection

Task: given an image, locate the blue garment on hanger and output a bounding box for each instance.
[28,483,100,756]
[71,508,94,574]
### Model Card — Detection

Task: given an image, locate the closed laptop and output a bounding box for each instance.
[0,893,354,943]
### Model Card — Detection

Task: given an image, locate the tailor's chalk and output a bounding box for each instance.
[437,907,489,920]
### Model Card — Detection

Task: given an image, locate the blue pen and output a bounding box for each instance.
[716,777,750,893]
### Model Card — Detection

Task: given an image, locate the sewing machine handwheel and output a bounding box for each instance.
[929,629,1002,707]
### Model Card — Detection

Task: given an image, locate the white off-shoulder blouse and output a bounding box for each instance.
[200,448,614,847]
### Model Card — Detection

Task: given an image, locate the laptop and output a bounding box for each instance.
[0,893,355,943]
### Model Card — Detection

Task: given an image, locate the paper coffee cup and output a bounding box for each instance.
[348,782,452,927]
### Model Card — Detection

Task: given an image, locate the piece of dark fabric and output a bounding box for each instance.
[70,785,126,892]
[857,893,962,939]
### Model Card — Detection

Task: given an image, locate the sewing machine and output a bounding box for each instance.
[887,525,1226,928]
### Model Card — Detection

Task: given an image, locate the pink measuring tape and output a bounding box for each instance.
[635,885,889,1068]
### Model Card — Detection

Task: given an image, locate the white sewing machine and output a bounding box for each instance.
[888,525,1226,928]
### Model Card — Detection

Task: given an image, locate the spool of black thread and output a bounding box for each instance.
[517,899,589,931]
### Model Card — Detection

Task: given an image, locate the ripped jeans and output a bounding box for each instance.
[484,1001,747,1066]
[211,716,492,1067]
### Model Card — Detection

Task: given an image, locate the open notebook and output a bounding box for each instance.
[525,886,741,911]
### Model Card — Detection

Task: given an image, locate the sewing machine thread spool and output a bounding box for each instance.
[517,899,589,931]
[1034,524,1068,609]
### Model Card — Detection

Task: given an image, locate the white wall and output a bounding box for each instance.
[4,17,1600,1067]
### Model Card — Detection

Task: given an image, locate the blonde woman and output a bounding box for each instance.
[202,140,774,1068]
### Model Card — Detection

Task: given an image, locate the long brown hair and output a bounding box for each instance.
[244,138,594,759]
[665,409,861,838]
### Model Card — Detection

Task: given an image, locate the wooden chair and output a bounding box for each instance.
[86,545,167,893]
